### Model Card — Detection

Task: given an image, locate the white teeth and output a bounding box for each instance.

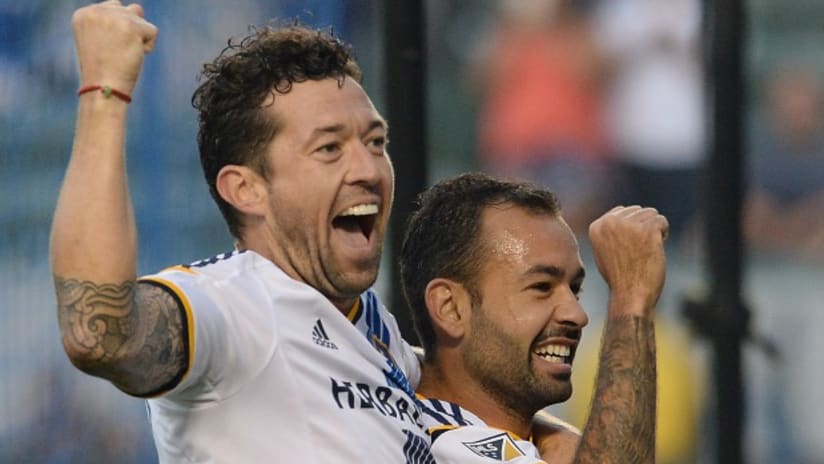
[340,204,378,216]
[534,344,571,358]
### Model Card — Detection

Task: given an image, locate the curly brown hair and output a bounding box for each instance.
[192,23,363,238]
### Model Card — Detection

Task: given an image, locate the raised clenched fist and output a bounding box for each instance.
[588,205,669,319]
[72,1,158,96]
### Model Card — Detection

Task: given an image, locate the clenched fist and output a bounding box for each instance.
[72,1,158,96]
[589,205,669,319]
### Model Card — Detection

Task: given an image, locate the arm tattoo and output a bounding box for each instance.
[575,315,656,464]
[54,277,187,396]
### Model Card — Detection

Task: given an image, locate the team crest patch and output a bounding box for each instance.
[462,432,526,461]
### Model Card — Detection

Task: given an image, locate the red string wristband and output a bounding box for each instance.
[77,84,132,103]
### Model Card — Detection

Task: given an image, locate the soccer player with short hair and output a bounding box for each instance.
[51,2,432,462]
[400,173,667,463]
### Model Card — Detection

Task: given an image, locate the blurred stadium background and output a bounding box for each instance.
[2,1,824,462]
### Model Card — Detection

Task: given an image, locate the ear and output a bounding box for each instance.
[424,278,472,341]
[215,165,268,217]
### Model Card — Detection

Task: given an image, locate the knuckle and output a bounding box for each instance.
[588,219,602,235]
[74,5,120,31]
[72,6,93,26]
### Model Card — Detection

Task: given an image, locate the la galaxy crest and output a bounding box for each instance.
[462,432,526,461]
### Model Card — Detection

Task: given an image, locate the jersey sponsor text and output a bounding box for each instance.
[330,377,423,428]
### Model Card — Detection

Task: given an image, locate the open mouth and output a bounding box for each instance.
[333,203,378,240]
[533,344,573,365]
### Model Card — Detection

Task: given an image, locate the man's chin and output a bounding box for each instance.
[330,269,379,297]
[538,382,573,406]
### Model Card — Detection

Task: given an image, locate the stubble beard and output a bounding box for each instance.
[324,241,383,298]
[463,303,572,420]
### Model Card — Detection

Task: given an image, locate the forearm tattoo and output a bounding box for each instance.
[576,316,656,464]
[54,277,187,395]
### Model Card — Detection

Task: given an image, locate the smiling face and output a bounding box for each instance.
[257,77,393,311]
[462,205,589,417]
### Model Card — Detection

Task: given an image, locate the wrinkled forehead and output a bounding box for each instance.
[265,77,386,133]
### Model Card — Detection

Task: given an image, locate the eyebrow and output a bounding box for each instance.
[308,119,388,141]
[362,119,389,137]
[309,124,345,139]
[524,264,586,282]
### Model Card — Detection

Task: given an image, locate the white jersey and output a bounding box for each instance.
[418,397,545,464]
[138,250,433,463]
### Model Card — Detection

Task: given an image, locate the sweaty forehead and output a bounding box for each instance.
[479,206,579,272]
[486,228,529,265]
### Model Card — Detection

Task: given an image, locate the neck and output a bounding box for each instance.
[236,236,357,316]
[417,359,533,439]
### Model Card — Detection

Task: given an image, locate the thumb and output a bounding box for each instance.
[125,3,145,18]
[129,8,158,53]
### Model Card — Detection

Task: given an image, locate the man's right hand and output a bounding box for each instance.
[72,1,158,96]
[571,206,665,464]
[588,205,669,319]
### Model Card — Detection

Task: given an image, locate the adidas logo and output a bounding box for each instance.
[312,319,338,350]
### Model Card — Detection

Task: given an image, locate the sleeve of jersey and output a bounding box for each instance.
[429,426,547,464]
[138,267,230,400]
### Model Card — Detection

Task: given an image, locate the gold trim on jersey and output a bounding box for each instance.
[427,424,459,435]
[160,264,198,275]
[137,275,196,396]
[417,394,535,443]
[346,298,362,322]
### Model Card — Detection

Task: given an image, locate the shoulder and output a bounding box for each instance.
[419,399,544,463]
[139,249,296,306]
[431,426,544,463]
[418,397,481,432]
[152,249,265,281]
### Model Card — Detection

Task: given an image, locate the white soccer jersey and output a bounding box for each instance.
[138,250,433,463]
[418,397,545,464]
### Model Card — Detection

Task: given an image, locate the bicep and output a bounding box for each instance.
[55,277,188,396]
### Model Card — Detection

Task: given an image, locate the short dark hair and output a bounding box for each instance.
[192,23,363,238]
[399,172,563,361]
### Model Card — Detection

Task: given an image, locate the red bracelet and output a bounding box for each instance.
[77,84,132,103]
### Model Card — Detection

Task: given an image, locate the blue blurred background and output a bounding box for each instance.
[2,1,824,462]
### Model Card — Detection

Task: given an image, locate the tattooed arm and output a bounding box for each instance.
[49,4,177,394]
[573,316,656,463]
[568,206,668,464]
[54,278,187,395]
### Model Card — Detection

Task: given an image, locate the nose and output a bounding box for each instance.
[345,140,385,186]
[556,290,589,329]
